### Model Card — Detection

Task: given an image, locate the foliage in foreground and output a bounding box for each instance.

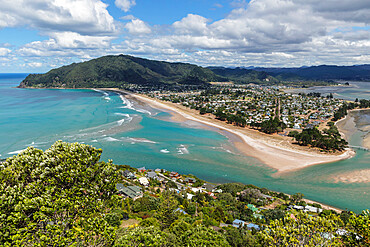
[0,141,119,246]
[1,141,370,246]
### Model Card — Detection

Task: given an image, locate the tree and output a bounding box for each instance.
[180,225,230,247]
[155,191,179,229]
[0,141,119,246]
[291,193,304,204]
[344,210,370,246]
[260,212,343,246]
[115,226,175,247]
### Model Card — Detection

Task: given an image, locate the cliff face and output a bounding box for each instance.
[18,55,226,88]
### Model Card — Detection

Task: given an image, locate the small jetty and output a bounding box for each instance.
[349,145,369,151]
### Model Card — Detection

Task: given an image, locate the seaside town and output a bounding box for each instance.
[146,84,343,130]
[110,163,366,246]
[122,83,369,153]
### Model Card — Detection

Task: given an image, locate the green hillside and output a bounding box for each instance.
[19,55,227,88]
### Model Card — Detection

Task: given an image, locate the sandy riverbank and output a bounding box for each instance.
[336,108,370,149]
[112,90,355,174]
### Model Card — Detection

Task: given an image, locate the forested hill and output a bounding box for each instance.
[253,64,370,81]
[18,55,227,88]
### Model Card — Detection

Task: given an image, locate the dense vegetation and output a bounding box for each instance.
[208,67,278,84]
[1,141,369,246]
[289,123,348,151]
[19,55,226,88]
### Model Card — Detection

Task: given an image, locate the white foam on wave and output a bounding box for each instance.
[8,149,26,155]
[120,95,134,109]
[103,137,120,142]
[93,89,109,97]
[115,113,130,117]
[135,109,152,115]
[91,140,98,143]
[115,113,133,126]
[160,149,170,153]
[27,141,49,147]
[119,95,152,115]
[128,137,157,144]
[117,119,125,126]
[104,97,111,101]
[177,145,189,154]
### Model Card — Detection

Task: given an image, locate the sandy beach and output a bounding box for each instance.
[113,90,355,174]
[336,108,370,149]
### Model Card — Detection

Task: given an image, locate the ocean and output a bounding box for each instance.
[1,74,369,213]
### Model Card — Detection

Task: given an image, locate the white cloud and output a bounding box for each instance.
[0,48,11,56]
[0,0,117,35]
[120,14,136,20]
[173,14,210,36]
[2,0,370,72]
[125,19,151,35]
[115,0,136,12]
[51,32,113,48]
[27,62,43,68]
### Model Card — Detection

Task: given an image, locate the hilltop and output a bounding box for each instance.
[18,55,227,88]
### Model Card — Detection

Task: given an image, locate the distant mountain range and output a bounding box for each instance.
[19,55,370,88]
[252,64,370,81]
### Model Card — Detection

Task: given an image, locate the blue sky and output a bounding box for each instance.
[0,0,369,73]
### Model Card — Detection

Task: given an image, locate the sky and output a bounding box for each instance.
[0,0,369,73]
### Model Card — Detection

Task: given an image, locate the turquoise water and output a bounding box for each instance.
[1,74,369,213]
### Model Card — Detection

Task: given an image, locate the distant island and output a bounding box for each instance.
[18,54,370,89]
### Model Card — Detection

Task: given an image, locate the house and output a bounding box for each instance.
[184,177,196,184]
[170,172,181,179]
[246,223,260,231]
[305,124,314,130]
[202,183,216,192]
[146,171,158,180]
[305,205,323,213]
[213,189,223,193]
[187,193,195,200]
[123,170,136,179]
[289,205,304,210]
[233,219,246,228]
[137,167,146,172]
[116,184,143,200]
[139,177,149,186]
[261,194,273,201]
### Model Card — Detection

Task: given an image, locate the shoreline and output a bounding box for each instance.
[109,89,355,174]
[15,86,349,212]
[336,108,370,150]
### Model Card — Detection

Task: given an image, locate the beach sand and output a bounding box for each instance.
[331,169,370,184]
[119,91,355,174]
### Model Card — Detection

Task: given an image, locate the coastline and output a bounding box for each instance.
[110,89,355,174]
[336,108,370,150]
[15,86,350,212]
